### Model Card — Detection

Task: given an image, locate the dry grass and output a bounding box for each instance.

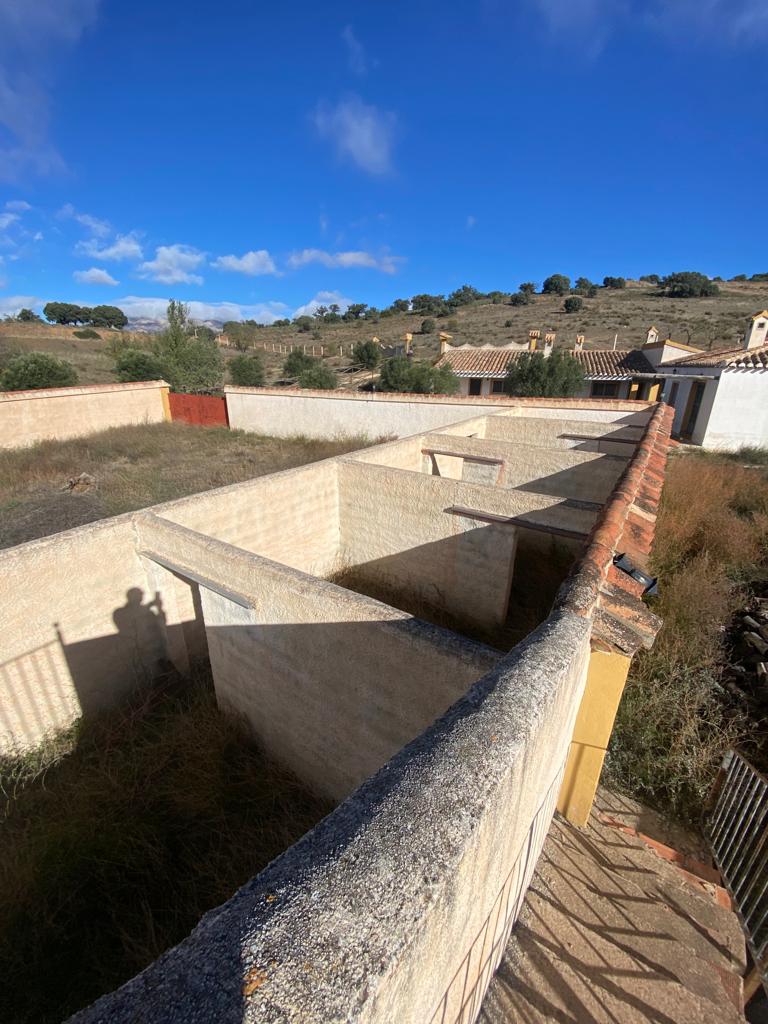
[0,421,372,549]
[0,668,333,1024]
[606,451,768,823]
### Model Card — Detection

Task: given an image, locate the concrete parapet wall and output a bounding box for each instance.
[0,380,169,449]
[135,512,499,803]
[70,609,591,1024]
[225,386,654,440]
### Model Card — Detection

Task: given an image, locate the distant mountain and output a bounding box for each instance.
[126,317,225,333]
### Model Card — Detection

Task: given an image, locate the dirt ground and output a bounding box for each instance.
[0,421,370,549]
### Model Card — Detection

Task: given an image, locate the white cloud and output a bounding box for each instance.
[32,230,43,241]
[0,212,19,230]
[293,290,353,318]
[211,249,276,276]
[0,293,38,317]
[287,248,402,274]
[0,2,100,181]
[58,202,110,237]
[5,199,31,211]
[342,25,368,75]
[76,232,143,262]
[115,295,290,325]
[139,244,205,285]
[313,95,396,175]
[73,266,118,286]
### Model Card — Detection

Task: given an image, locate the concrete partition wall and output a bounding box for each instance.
[337,461,598,630]
[0,380,169,449]
[0,518,166,752]
[72,609,592,1024]
[483,413,645,454]
[134,512,499,802]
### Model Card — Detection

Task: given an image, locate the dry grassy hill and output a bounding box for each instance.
[2,279,767,389]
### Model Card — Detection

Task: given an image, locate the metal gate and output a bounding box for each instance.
[707,750,768,986]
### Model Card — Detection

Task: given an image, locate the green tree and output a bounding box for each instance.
[229,353,266,387]
[421,317,436,334]
[89,304,128,328]
[351,339,381,369]
[411,293,450,316]
[574,277,597,296]
[602,276,626,289]
[377,357,459,395]
[390,298,409,313]
[294,315,313,333]
[503,351,584,397]
[542,274,571,296]
[564,296,583,314]
[17,308,41,322]
[447,284,480,307]
[151,300,223,393]
[283,350,317,377]
[509,292,532,306]
[344,303,368,320]
[1,352,78,391]
[114,349,164,382]
[519,282,537,295]
[658,271,719,298]
[43,301,89,325]
[640,274,661,284]
[298,363,336,389]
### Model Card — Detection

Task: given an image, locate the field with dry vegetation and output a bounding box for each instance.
[606,450,768,824]
[2,278,767,390]
[0,421,371,548]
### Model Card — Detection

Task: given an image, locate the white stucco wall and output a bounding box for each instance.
[701,370,768,449]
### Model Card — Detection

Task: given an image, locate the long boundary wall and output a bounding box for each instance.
[0,380,169,449]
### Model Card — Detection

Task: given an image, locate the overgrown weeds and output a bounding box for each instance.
[0,669,332,1024]
[605,452,768,824]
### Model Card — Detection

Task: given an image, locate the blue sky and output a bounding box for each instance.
[0,0,766,322]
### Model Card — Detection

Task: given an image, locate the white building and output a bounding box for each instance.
[434,312,768,449]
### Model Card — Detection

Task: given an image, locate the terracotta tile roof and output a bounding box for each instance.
[670,343,768,369]
[435,347,522,378]
[572,349,655,378]
[436,345,655,380]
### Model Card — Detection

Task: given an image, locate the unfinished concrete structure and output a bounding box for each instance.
[0,394,672,1023]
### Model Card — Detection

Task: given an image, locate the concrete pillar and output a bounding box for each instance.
[557,640,632,827]
[160,386,171,422]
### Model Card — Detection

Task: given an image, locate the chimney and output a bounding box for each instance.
[544,335,554,357]
[404,332,413,355]
[744,311,768,350]
[645,325,659,347]
[439,331,452,355]
[528,329,540,352]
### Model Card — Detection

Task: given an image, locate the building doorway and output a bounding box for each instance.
[468,378,483,396]
[681,381,705,440]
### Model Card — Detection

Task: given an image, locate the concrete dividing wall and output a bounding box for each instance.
[0,517,162,752]
[225,386,653,440]
[483,413,644,455]
[337,460,597,629]
[72,609,592,1024]
[135,512,499,803]
[0,380,168,449]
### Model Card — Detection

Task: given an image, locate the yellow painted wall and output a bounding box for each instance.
[557,644,631,826]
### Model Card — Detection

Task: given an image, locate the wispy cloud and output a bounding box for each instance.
[0,293,38,317]
[0,1,100,181]
[5,199,31,212]
[530,0,768,44]
[341,25,372,75]
[138,244,206,285]
[287,248,402,274]
[73,266,118,286]
[313,95,396,175]
[0,212,19,230]
[115,295,290,325]
[76,232,143,262]
[211,249,276,275]
[293,290,353,318]
[58,202,111,237]
[466,215,477,230]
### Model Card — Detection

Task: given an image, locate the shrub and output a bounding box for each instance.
[151,300,223,393]
[640,274,661,284]
[574,277,597,297]
[73,328,101,339]
[421,317,436,334]
[509,292,532,306]
[351,339,381,369]
[0,352,78,391]
[658,271,719,298]
[298,363,336,390]
[731,274,748,282]
[115,349,164,383]
[503,350,584,397]
[283,350,316,377]
[377,357,459,395]
[229,354,265,387]
[16,308,40,322]
[294,316,313,333]
[542,274,570,296]
[563,296,583,314]
[602,276,626,289]
[519,282,537,295]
